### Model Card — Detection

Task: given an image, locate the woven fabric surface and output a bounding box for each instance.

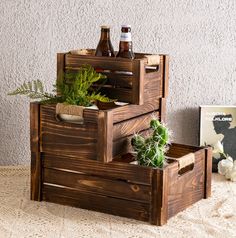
[0,166,236,238]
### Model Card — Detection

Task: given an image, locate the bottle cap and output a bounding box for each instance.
[121,24,131,28]
[101,25,110,29]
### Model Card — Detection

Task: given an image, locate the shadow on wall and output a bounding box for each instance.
[168,107,200,146]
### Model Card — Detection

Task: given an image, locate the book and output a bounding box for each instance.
[199,105,236,172]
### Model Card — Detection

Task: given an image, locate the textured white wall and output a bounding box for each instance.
[0,0,236,165]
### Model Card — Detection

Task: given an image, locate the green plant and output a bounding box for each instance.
[131,118,170,168]
[8,65,110,106]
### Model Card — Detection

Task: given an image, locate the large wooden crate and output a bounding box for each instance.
[57,53,169,105]
[31,139,212,225]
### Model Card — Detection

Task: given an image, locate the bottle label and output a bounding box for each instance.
[120,32,132,42]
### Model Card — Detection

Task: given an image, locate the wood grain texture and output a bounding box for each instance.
[166,149,206,219]
[162,55,169,98]
[150,169,168,225]
[204,147,212,198]
[40,104,98,159]
[43,152,153,185]
[113,111,158,140]
[61,53,168,105]
[43,184,150,222]
[112,99,160,124]
[159,98,166,123]
[65,54,133,72]
[97,110,113,162]
[43,168,151,203]
[57,53,65,95]
[133,59,145,104]
[30,103,41,201]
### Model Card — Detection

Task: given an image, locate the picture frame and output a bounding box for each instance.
[199,105,236,172]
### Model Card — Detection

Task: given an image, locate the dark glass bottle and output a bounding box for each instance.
[116,25,135,59]
[95,26,115,57]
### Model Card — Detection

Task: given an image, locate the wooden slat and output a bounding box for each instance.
[97,111,113,162]
[68,70,133,89]
[41,104,99,123]
[159,98,166,123]
[150,169,168,225]
[100,87,133,102]
[113,112,158,140]
[43,153,152,185]
[167,151,205,219]
[112,99,160,123]
[204,147,212,198]
[162,55,169,98]
[65,54,133,72]
[57,53,65,95]
[144,77,163,103]
[43,185,150,222]
[43,168,151,203]
[132,59,145,104]
[40,105,98,159]
[30,102,41,201]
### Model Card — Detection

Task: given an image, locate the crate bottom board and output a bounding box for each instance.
[42,184,150,222]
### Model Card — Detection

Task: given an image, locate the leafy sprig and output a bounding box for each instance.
[8,65,110,106]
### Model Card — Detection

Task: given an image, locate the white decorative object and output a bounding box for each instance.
[214,141,236,182]
[218,156,233,176]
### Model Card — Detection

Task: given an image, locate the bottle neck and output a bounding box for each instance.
[100,29,110,41]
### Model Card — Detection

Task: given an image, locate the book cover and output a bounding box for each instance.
[199,105,236,172]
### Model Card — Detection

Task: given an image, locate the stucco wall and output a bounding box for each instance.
[0,0,236,165]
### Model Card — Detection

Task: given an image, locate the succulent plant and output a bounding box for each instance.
[131,118,170,168]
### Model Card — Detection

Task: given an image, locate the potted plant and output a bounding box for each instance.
[131,118,170,168]
[8,65,112,123]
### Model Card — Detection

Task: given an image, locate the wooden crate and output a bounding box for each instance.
[57,53,169,105]
[31,141,212,226]
[30,98,165,161]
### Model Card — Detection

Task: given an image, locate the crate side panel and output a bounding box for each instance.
[112,99,160,124]
[40,105,98,159]
[113,111,158,140]
[43,184,150,222]
[65,54,133,72]
[167,150,206,219]
[43,153,152,185]
[43,168,151,203]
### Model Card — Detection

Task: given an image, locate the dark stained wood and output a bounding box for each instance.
[204,147,212,198]
[65,54,133,72]
[60,53,168,105]
[133,59,145,105]
[112,99,160,123]
[43,152,153,185]
[43,168,151,203]
[113,111,158,140]
[166,149,206,219]
[97,110,113,162]
[151,169,168,225]
[30,102,41,201]
[162,55,169,98]
[100,87,133,103]
[57,53,65,95]
[144,77,163,103]
[40,104,98,159]
[43,184,150,222]
[159,98,166,123]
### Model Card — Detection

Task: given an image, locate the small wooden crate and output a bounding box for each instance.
[31,140,212,225]
[30,98,165,163]
[57,53,169,105]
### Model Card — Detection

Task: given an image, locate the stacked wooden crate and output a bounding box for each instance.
[30,52,212,225]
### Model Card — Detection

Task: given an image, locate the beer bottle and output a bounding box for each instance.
[95,26,115,57]
[116,25,135,59]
